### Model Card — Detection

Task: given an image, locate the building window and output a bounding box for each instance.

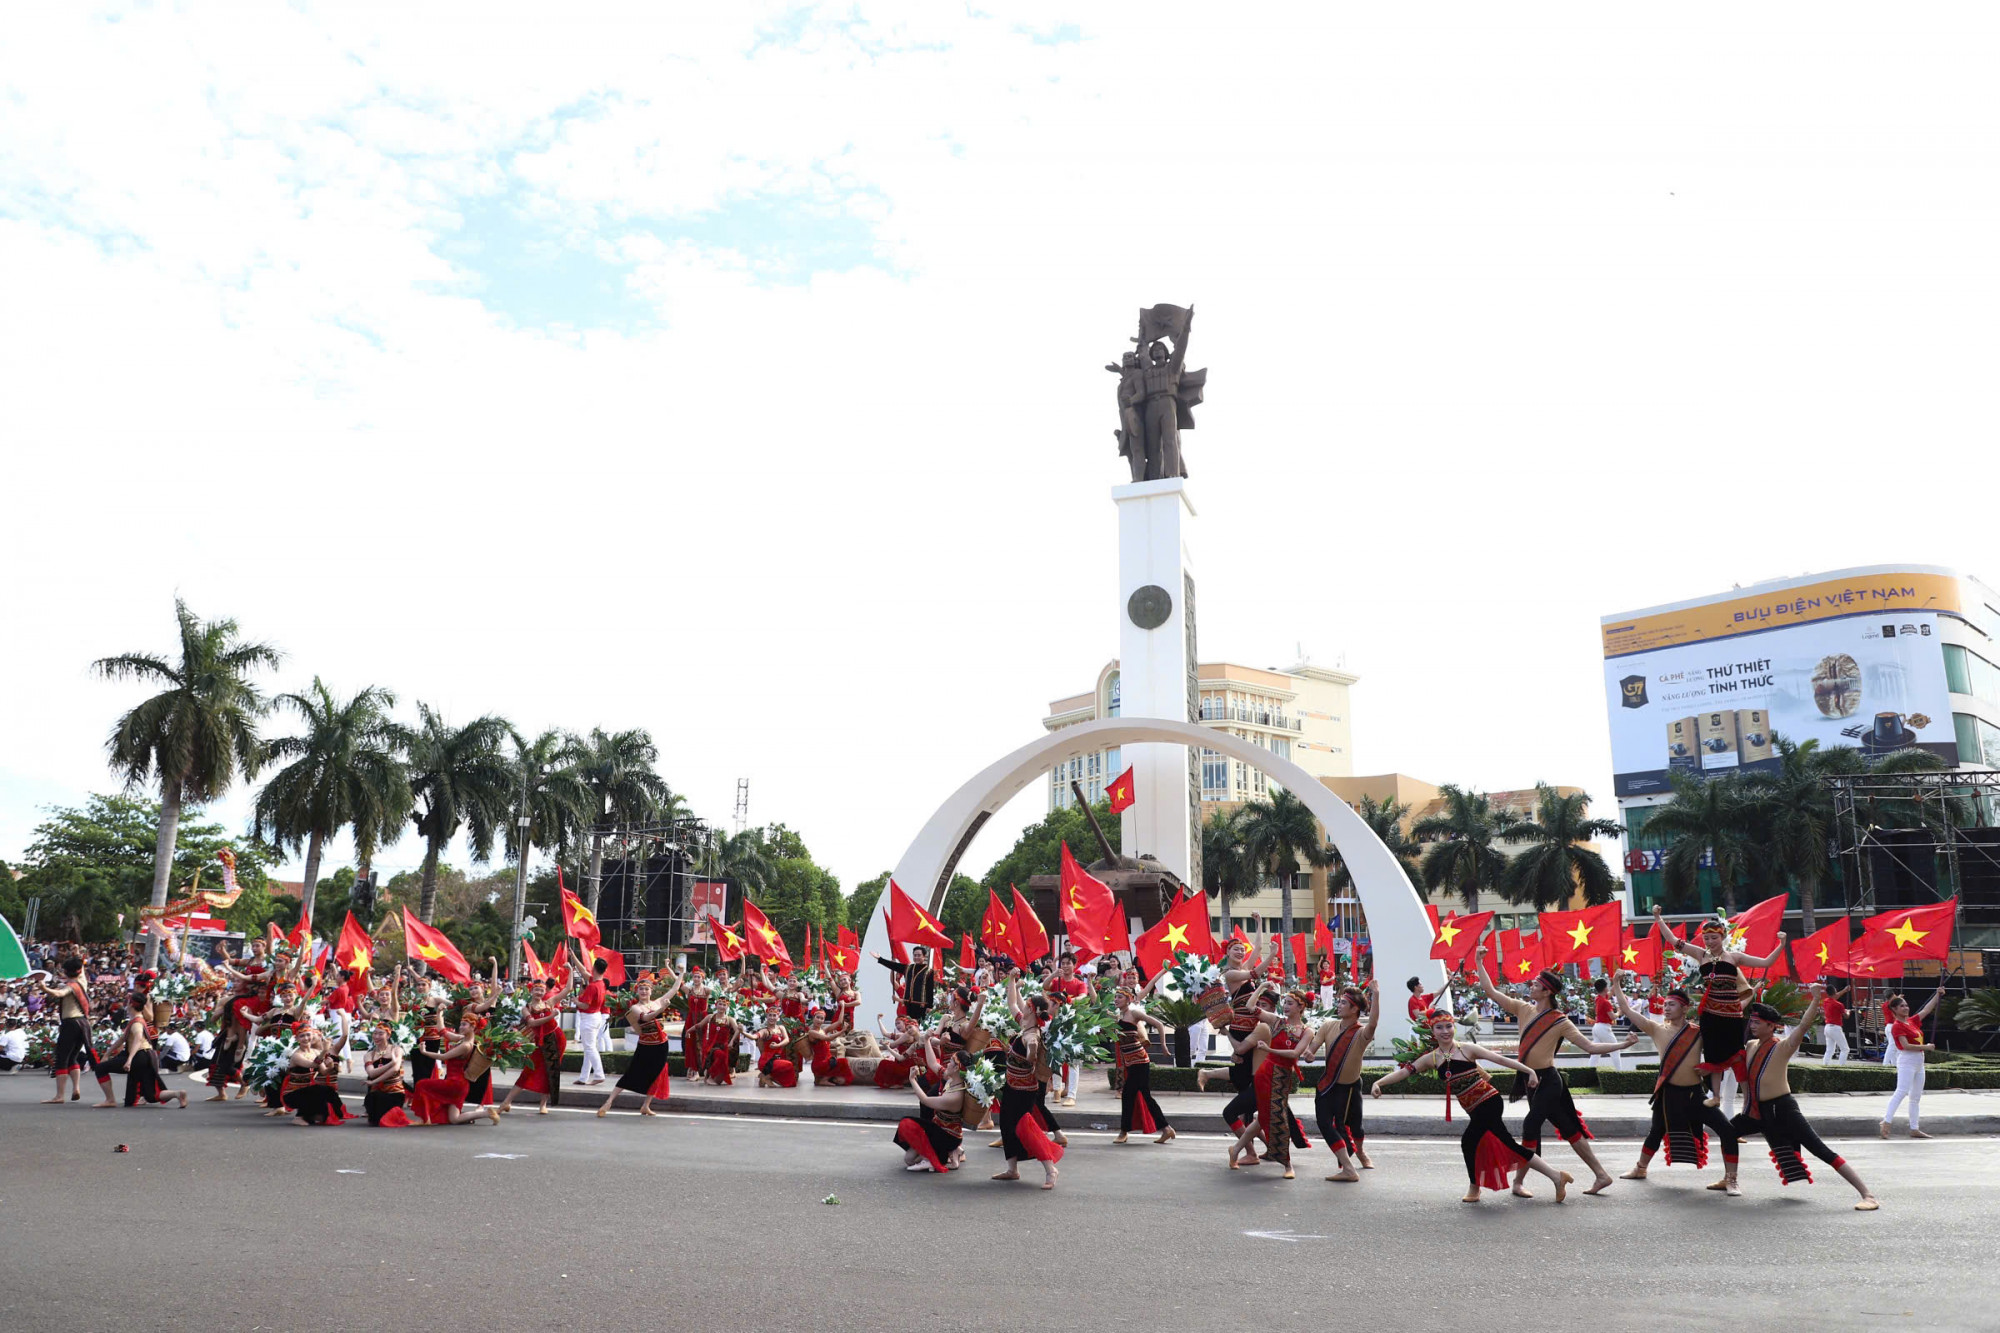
[1945,644,2000,708]
[1954,712,2000,768]
[1088,752,1101,780]
[1202,750,1228,794]
[1106,746,1121,778]
[1271,737,1290,761]
[1106,671,1121,717]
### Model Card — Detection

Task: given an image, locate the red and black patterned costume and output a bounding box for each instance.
[1444,1057,1533,1191]
[1116,1016,1168,1136]
[616,1009,675,1102]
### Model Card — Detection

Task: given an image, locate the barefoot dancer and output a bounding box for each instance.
[1304,977,1380,1181]
[896,1050,983,1174]
[1371,1009,1574,1204]
[1195,941,1264,1152]
[1611,976,1740,1192]
[1730,988,1879,1209]
[1111,974,1174,1145]
[597,970,683,1118]
[1232,990,1314,1178]
[992,977,1063,1190]
[407,1024,502,1127]
[1472,954,1634,1197]
[499,976,573,1116]
[755,1009,800,1088]
[362,1025,412,1127]
[117,995,187,1110]
[40,957,116,1107]
[805,1008,855,1087]
[1661,907,1786,1108]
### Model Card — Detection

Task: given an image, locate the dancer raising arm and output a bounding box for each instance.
[1660,907,1786,1108]
[1230,989,1314,1178]
[598,969,684,1118]
[1610,975,1739,1192]
[1372,1009,1574,1204]
[1730,986,1878,1210]
[1880,982,1948,1140]
[1301,977,1380,1181]
[1111,973,1173,1145]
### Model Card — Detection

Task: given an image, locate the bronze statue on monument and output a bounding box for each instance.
[1108,303,1207,482]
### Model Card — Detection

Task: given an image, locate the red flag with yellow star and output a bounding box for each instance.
[1009,885,1051,964]
[401,909,471,985]
[1428,910,1491,969]
[981,890,1024,968]
[1497,928,1544,982]
[887,881,955,953]
[1539,902,1620,966]
[333,911,374,977]
[1850,898,1956,971]
[1134,888,1215,977]
[1106,765,1136,814]
[825,926,859,974]
[712,919,748,963]
[1767,918,1848,982]
[560,877,602,951]
[1616,923,1664,975]
[742,900,793,969]
[1058,842,1117,961]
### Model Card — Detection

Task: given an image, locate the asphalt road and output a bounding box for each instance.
[1,1074,1995,1332]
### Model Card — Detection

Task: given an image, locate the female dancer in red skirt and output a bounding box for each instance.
[992,979,1063,1190]
[872,1014,921,1089]
[499,975,573,1115]
[597,971,682,1117]
[279,1027,347,1126]
[681,972,711,1087]
[1231,990,1313,1177]
[805,1007,854,1086]
[755,1010,799,1088]
[408,1023,501,1127]
[1371,1009,1572,1203]
[117,994,187,1110]
[1112,975,1173,1145]
[895,1050,984,1174]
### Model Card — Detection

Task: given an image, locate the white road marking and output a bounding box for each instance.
[335,1169,366,1174]
[474,1152,527,1159]
[1243,1229,1328,1242]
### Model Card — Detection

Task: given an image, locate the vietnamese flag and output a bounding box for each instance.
[1480,929,1502,983]
[560,880,602,951]
[1288,932,1309,978]
[333,912,374,977]
[1009,885,1051,964]
[1501,929,1544,982]
[1541,902,1621,966]
[825,927,859,974]
[1103,904,1131,956]
[886,881,955,953]
[959,933,976,970]
[520,937,548,983]
[1058,843,1118,961]
[1617,924,1664,975]
[1726,893,1789,957]
[742,900,793,969]
[286,899,312,951]
[713,919,748,963]
[981,890,1022,966]
[401,909,471,985]
[1429,910,1492,970]
[1769,919,1849,982]
[1313,915,1336,959]
[1850,898,1958,970]
[1106,765,1136,814]
[1135,890,1216,977]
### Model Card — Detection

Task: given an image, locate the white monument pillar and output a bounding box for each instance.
[1113,478,1197,884]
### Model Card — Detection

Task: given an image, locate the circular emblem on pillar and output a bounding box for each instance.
[1127,584,1173,630]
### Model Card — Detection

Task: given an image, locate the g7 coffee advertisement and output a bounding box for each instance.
[1602,613,1957,797]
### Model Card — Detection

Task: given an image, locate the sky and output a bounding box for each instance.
[4,2,1998,894]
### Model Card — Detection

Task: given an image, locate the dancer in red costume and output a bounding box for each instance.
[895,1049,985,1174]
[598,970,683,1117]
[39,956,115,1107]
[1372,1009,1573,1203]
[408,1022,502,1127]
[873,1014,921,1089]
[1231,989,1313,1177]
[680,969,710,1091]
[991,982,1063,1190]
[1111,973,1173,1145]
[805,1007,854,1086]
[362,1024,412,1127]
[755,1010,800,1088]
[499,975,574,1115]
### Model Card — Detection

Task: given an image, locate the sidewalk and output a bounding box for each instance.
[335,1066,2000,1138]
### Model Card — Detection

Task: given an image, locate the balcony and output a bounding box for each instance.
[1197,703,1304,732]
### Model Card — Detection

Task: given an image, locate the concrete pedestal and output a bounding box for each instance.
[1113,479,1197,885]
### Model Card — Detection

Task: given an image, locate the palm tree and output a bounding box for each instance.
[1327,794,1423,893]
[1237,788,1331,976]
[500,729,590,971]
[1498,783,1624,909]
[1740,734,1948,935]
[251,679,411,924]
[706,828,776,912]
[1410,785,1511,913]
[94,599,281,965]
[571,727,675,915]
[405,705,513,922]
[1201,806,1253,919]
[1642,772,1763,914]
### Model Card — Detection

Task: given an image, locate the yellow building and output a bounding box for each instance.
[1041,658,1358,810]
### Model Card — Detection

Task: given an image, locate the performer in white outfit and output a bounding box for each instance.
[570,945,613,1086]
[1880,986,1945,1139]
[1589,978,1623,1072]
[1818,979,1851,1064]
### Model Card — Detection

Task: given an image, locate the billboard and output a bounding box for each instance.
[687,881,728,943]
[1603,571,1960,797]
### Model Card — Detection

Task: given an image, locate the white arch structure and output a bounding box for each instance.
[858,718,1445,1048]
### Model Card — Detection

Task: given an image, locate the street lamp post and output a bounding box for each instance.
[511,763,533,981]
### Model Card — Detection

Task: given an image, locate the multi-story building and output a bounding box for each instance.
[1601,565,2000,956]
[1041,659,1358,810]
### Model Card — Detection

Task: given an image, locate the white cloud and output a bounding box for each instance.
[4,2,1998,893]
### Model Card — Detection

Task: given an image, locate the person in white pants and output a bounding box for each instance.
[1819,982,1850,1063]
[1881,987,1944,1139]
[1590,978,1623,1071]
[570,946,613,1086]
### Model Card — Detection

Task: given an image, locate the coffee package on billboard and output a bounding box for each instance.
[1666,717,1701,774]
[1736,709,1774,763]
[1699,710,1739,770]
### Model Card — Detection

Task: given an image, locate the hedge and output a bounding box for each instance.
[554,1051,751,1076]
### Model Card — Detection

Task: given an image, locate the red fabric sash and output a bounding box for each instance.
[1316,1024,1362,1093]
[1655,1024,1702,1094]
[1517,1009,1564,1065]
[1743,1041,1779,1120]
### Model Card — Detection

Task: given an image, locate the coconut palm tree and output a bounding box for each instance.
[1498,783,1624,909]
[1327,794,1423,894]
[1410,785,1511,913]
[499,729,591,971]
[1237,788,1331,976]
[405,706,513,922]
[251,679,411,924]
[706,827,776,907]
[1643,772,1763,914]
[1201,805,1253,919]
[94,599,281,965]
[571,727,675,915]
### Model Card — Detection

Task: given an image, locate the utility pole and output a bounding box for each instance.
[510,766,532,982]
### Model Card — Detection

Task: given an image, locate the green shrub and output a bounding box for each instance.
[1597,1069,1660,1095]
[1797,1065,1897,1094]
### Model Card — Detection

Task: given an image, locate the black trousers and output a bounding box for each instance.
[1731,1094,1842,1183]
[1643,1083,1739,1164]
[1221,1061,1256,1133]
[1314,1079,1365,1155]
[1119,1063,1169,1134]
[998,1086,1039,1160]
[124,1049,168,1106]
